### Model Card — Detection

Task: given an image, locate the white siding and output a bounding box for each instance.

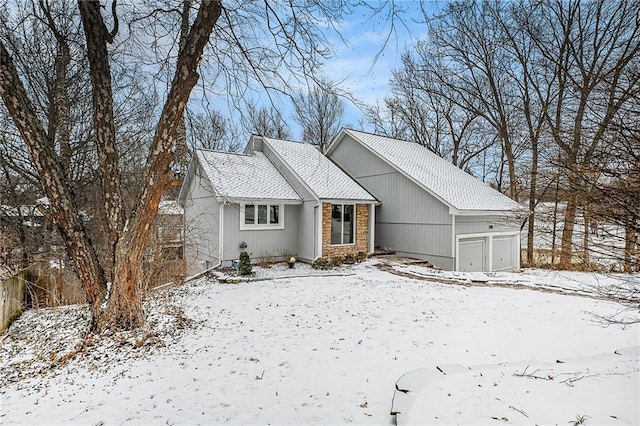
[297,201,318,262]
[183,166,221,275]
[222,203,299,264]
[455,214,520,236]
[262,141,319,262]
[330,135,454,268]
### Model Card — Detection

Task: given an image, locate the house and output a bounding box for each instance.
[178,136,377,275]
[143,200,186,287]
[326,129,523,272]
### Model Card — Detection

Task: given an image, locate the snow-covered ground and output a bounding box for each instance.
[1,259,638,425]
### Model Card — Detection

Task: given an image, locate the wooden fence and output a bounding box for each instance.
[1,270,28,333]
[0,264,85,333]
[1,257,186,332]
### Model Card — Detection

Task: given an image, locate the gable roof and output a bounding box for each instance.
[332,129,522,213]
[262,137,377,202]
[194,150,301,202]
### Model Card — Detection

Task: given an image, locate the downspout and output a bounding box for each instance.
[313,205,317,259]
[451,214,457,270]
[315,202,323,259]
[368,204,375,254]
[218,201,224,267]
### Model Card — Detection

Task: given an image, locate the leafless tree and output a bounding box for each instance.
[375,49,493,172]
[419,2,526,201]
[293,78,345,152]
[244,101,292,140]
[1,0,370,331]
[185,109,241,152]
[525,1,640,267]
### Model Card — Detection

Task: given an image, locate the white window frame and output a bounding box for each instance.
[240,203,285,230]
[330,203,356,246]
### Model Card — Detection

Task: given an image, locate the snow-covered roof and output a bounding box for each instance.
[158,200,183,215]
[341,129,522,212]
[196,150,301,202]
[263,137,377,202]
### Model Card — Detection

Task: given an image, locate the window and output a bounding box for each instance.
[330,204,355,245]
[241,203,284,230]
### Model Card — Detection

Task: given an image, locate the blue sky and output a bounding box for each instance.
[305,1,438,135]
[189,2,438,143]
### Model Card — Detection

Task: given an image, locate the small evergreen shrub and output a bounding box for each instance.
[343,253,356,264]
[356,251,368,262]
[238,251,252,275]
[311,258,331,270]
[330,255,344,267]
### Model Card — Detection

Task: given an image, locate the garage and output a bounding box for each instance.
[492,235,516,271]
[458,238,485,272]
[456,233,520,272]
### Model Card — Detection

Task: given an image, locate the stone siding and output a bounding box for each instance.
[321,203,369,258]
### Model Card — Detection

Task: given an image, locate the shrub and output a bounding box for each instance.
[311,258,331,270]
[238,251,252,275]
[330,255,344,267]
[343,253,356,264]
[257,252,275,268]
[356,251,368,262]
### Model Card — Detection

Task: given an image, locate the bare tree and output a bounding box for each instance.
[244,102,292,140]
[363,100,410,141]
[1,0,369,331]
[185,109,241,152]
[293,78,344,152]
[1,0,224,329]
[378,49,493,171]
[525,1,640,267]
[420,2,525,200]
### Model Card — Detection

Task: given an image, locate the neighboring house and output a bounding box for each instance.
[178,136,377,275]
[143,200,186,287]
[326,129,524,272]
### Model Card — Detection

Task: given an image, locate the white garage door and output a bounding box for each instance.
[458,238,485,272]
[492,236,515,271]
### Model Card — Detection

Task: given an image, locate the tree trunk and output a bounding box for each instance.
[551,177,560,265]
[90,0,222,330]
[503,135,518,202]
[560,191,578,267]
[526,138,538,265]
[624,219,637,272]
[582,204,589,265]
[79,0,126,259]
[0,40,107,321]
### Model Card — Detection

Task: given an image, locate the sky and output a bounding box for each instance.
[194,1,438,144]
[327,2,430,128]
[290,1,434,137]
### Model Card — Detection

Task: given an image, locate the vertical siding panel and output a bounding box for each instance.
[330,135,454,268]
[455,215,520,236]
[297,201,318,261]
[183,168,220,275]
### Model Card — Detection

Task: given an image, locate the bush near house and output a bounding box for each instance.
[238,251,252,275]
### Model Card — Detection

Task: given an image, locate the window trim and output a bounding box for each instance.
[240,202,285,230]
[330,203,356,246]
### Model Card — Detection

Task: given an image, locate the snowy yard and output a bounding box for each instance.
[1,260,638,425]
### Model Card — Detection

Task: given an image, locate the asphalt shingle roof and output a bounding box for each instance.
[196,150,301,201]
[263,137,376,202]
[344,129,522,212]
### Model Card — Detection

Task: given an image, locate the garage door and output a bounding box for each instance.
[458,238,485,272]
[492,236,515,271]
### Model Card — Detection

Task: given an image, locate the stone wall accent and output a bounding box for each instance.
[321,203,369,258]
